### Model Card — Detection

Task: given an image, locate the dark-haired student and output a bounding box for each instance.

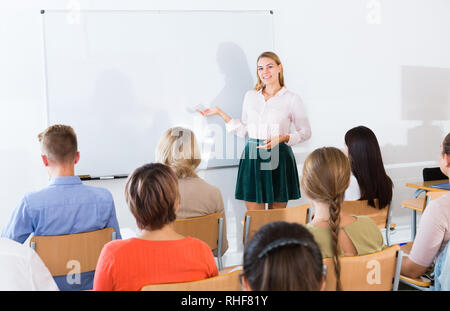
[401,133,450,281]
[343,126,393,209]
[241,221,325,291]
[93,163,218,291]
[1,124,121,291]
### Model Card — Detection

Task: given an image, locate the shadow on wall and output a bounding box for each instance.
[203,42,254,167]
[383,65,450,164]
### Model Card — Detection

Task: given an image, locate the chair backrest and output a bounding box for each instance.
[341,199,388,229]
[427,191,448,201]
[323,245,401,291]
[423,167,448,182]
[30,227,115,276]
[243,204,308,245]
[173,212,223,252]
[141,269,242,291]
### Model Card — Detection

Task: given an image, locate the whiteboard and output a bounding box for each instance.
[41,10,274,177]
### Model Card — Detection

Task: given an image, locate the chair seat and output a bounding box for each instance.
[399,275,431,287]
[141,269,242,291]
[401,198,426,212]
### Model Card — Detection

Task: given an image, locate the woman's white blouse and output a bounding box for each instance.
[225,87,311,146]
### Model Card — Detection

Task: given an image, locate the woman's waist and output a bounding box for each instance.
[247,137,291,149]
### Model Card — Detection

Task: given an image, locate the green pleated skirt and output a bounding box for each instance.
[235,138,301,203]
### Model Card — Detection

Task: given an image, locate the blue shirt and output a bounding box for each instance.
[1,176,122,290]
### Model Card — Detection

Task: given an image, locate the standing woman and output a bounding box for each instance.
[198,51,311,210]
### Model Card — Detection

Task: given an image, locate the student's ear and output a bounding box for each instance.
[444,153,450,168]
[74,152,80,165]
[41,154,49,167]
[174,196,180,213]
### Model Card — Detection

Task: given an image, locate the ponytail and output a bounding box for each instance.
[328,197,342,291]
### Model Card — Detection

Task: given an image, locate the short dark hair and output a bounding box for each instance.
[38,124,78,164]
[125,163,178,231]
[443,132,450,156]
[243,221,323,291]
[345,126,393,209]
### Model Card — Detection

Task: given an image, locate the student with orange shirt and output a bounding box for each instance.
[93,163,218,291]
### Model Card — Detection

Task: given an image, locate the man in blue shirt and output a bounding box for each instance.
[1,124,122,291]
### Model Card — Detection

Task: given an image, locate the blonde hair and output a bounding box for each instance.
[155,127,201,178]
[300,147,350,291]
[254,51,285,91]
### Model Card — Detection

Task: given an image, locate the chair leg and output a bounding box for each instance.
[386,229,391,247]
[217,218,224,271]
[244,216,251,245]
[217,256,223,271]
[411,209,416,241]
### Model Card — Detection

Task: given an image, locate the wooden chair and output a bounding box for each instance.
[173,212,225,270]
[242,204,309,245]
[141,269,242,291]
[341,199,393,246]
[30,227,116,277]
[323,245,402,291]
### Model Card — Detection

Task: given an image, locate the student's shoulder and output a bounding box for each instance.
[184,236,213,252]
[196,177,223,196]
[351,215,380,231]
[101,238,136,256]
[424,193,450,218]
[80,184,114,201]
[183,177,223,197]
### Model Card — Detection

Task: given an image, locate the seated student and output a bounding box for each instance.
[241,221,325,291]
[301,147,385,290]
[343,126,393,209]
[155,126,228,254]
[0,237,58,291]
[1,124,122,291]
[401,132,450,280]
[93,163,218,291]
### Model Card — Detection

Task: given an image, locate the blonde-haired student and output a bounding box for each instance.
[155,127,228,254]
[301,147,385,290]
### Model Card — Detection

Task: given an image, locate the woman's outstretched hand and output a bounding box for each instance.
[197,106,231,123]
[196,106,221,117]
